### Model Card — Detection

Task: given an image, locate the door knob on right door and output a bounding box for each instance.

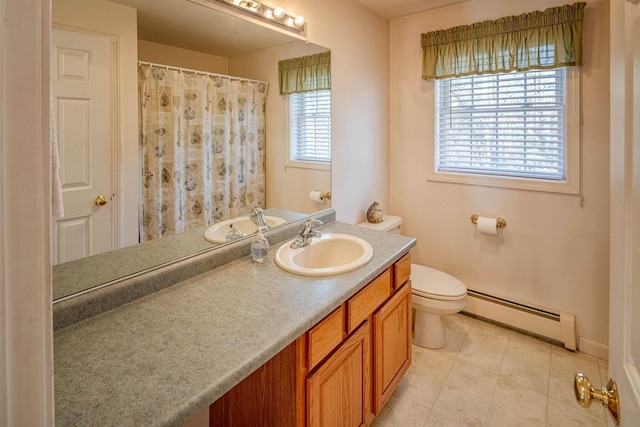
[574,372,620,425]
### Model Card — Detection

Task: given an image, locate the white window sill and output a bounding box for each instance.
[285,160,331,172]
[427,170,580,195]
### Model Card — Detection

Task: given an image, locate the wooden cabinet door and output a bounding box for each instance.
[373,282,412,414]
[307,321,371,427]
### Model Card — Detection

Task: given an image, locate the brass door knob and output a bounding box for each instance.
[574,373,620,425]
[94,195,108,206]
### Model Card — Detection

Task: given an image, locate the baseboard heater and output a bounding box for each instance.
[463,289,577,350]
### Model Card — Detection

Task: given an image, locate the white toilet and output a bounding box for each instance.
[358,215,467,348]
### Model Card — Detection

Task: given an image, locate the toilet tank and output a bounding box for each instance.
[357,215,402,234]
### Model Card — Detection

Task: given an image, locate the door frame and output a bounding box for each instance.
[609,0,640,424]
[1,0,54,425]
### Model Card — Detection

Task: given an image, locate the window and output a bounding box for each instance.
[431,68,580,194]
[289,89,331,166]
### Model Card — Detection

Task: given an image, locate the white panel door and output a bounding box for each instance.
[52,28,115,264]
[606,0,640,425]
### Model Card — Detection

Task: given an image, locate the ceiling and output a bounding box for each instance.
[109,0,305,57]
[107,0,471,57]
[356,0,472,19]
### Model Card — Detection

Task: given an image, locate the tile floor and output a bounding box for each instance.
[372,313,608,427]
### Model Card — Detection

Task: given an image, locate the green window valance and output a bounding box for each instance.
[421,2,585,80]
[278,51,331,95]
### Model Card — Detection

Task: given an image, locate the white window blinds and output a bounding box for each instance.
[435,68,567,180]
[289,89,331,163]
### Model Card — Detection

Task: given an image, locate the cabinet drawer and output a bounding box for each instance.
[347,269,391,333]
[394,253,411,289]
[307,305,345,370]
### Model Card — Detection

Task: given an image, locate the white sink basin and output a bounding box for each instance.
[275,233,374,277]
[204,216,286,243]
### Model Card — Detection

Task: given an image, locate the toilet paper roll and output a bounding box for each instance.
[309,190,324,203]
[477,216,499,235]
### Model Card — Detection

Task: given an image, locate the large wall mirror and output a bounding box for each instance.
[51,0,331,301]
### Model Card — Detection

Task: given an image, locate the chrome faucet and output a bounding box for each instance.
[290,219,323,249]
[249,207,269,230]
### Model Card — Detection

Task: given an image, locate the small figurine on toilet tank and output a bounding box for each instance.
[366,201,383,223]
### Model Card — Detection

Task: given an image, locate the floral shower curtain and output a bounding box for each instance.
[138,63,268,241]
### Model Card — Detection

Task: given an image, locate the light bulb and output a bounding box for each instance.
[285,17,294,26]
[264,8,273,18]
[273,6,285,18]
[294,15,305,26]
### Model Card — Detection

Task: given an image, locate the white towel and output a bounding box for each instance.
[51,104,64,218]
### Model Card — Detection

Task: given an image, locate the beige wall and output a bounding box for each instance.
[138,40,229,73]
[389,0,610,350]
[273,0,391,224]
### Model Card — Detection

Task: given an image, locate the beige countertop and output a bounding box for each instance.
[54,221,416,427]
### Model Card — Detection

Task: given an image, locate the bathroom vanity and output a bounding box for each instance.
[210,253,412,426]
[53,212,415,426]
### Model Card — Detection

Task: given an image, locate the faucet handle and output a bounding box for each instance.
[291,219,323,248]
[301,218,323,235]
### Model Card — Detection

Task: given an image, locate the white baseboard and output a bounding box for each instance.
[464,291,576,350]
[578,337,609,360]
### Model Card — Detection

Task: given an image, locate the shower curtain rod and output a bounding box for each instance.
[138,60,268,85]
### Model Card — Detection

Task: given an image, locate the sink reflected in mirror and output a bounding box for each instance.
[275,233,373,277]
[53,208,308,301]
[204,216,287,243]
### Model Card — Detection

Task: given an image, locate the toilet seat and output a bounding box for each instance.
[413,288,466,301]
[411,264,466,300]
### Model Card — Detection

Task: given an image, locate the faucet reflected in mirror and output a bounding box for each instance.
[50,0,331,301]
[249,207,270,230]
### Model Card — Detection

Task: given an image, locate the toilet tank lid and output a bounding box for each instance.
[357,215,402,232]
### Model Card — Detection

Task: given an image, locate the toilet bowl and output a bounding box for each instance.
[410,264,467,348]
[358,215,468,349]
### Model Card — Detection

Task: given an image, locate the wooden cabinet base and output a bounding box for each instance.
[209,340,297,427]
[209,254,413,427]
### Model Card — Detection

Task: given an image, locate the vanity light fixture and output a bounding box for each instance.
[203,0,306,35]
[273,6,285,18]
